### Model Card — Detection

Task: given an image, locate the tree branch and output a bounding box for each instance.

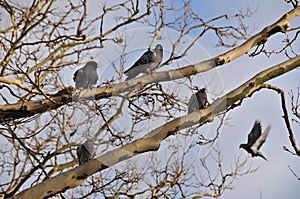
[258,84,300,156]
[9,50,300,199]
[1,6,300,122]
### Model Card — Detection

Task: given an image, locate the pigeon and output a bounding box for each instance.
[76,139,95,165]
[124,44,163,80]
[187,88,208,114]
[73,61,98,89]
[239,121,271,160]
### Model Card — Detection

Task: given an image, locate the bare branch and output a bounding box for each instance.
[257,84,300,156]
[10,50,300,198]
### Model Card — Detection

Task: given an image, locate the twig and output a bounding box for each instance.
[288,165,300,180]
[259,84,300,156]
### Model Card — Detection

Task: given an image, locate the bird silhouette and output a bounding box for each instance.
[125,44,163,80]
[73,61,98,89]
[240,120,271,160]
[187,88,208,114]
[76,139,95,165]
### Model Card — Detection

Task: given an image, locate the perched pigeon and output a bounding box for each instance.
[239,121,271,160]
[124,44,163,80]
[76,139,95,165]
[73,61,98,89]
[187,88,208,114]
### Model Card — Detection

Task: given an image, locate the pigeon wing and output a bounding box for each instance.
[134,50,156,66]
[73,68,84,82]
[247,121,262,147]
[251,124,271,150]
[84,65,98,85]
[73,68,87,88]
[187,93,198,114]
[92,67,99,84]
[125,50,155,80]
[76,145,82,164]
[197,90,207,109]
[152,45,163,70]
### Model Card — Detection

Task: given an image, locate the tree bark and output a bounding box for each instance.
[1,6,300,122]
[9,54,300,199]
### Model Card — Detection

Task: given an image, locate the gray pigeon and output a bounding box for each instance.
[124,44,163,80]
[239,121,271,160]
[76,139,95,165]
[187,88,208,114]
[73,61,98,89]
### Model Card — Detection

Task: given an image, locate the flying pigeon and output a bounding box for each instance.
[124,44,163,80]
[187,88,208,114]
[76,139,95,165]
[73,61,98,89]
[239,121,271,160]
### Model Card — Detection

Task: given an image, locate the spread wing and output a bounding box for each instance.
[252,124,271,150]
[247,121,262,147]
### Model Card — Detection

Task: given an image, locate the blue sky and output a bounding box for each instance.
[191,1,300,198]
[90,1,300,198]
[1,1,299,198]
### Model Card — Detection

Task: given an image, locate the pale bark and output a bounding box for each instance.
[1,6,300,122]
[10,54,300,199]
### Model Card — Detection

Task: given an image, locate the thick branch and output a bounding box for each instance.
[214,6,300,65]
[1,7,300,122]
[0,77,38,93]
[9,53,300,199]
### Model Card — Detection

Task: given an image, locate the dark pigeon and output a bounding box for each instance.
[240,121,271,160]
[187,88,208,114]
[73,61,98,89]
[124,44,163,80]
[76,139,95,165]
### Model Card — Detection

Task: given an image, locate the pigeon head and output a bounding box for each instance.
[77,139,95,165]
[83,139,95,152]
[86,61,98,69]
[155,44,163,52]
[196,88,207,101]
[239,143,247,149]
[200,88,206,93]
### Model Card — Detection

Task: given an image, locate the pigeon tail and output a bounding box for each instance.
[125,71,137,81]
[256,151,268,161]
